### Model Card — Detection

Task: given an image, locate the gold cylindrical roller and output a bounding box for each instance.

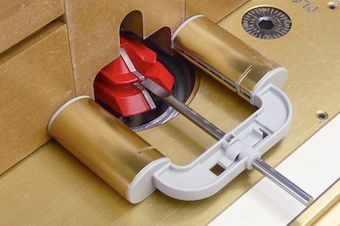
[172,15,287,101]
[48,96,165,201]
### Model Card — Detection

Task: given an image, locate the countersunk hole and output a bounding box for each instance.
[257,16,275,30]
[328,2,338,9]
[316,111,328,120]
[242,7,291,39]
[210,163,225,176]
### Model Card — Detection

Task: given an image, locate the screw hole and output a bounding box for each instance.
[258,17,275,30]
[316,111,328,120]
[328,2,337,9]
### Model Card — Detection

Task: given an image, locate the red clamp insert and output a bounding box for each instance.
[94,36,174,117]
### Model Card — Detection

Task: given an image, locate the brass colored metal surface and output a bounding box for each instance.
[0,0,64,53]
[0,0,340,225]
[49,97,164,197]
[291,181,340,226]
[0,21,75,174]
[185,0,249,22]
[173,16,280,99]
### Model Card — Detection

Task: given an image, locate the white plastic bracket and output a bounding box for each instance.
[128,84,292,203]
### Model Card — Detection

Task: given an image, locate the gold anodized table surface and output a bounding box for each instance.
[1,0,339,225]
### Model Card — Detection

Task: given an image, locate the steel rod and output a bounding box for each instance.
[252,158,313,206]
[141,78,225,140]
[163,95,225,140]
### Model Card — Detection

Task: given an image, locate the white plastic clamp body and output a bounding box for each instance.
[128,83,292,202]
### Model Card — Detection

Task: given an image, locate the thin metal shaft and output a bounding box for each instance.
[163,95,225,140]
[252,158,313,206]
[141,78,225,140]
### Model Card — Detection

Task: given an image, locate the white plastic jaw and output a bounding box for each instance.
[127,84,292,202]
